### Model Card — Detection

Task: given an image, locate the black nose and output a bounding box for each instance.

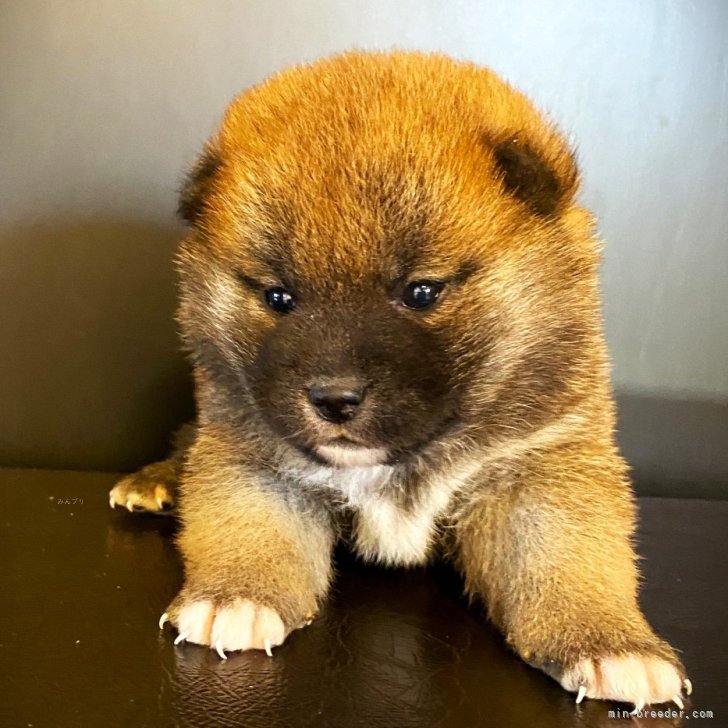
[308,382,365,424]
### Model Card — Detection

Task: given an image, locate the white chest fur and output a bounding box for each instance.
[297,458,479,566]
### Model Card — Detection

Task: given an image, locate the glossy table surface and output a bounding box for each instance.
[1,468,725,727]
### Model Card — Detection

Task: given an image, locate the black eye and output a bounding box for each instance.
[264,287,296,314]
[401,280,444,310]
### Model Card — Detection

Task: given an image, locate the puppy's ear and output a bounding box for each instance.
[491,135,578,218]
[178,146,222,224]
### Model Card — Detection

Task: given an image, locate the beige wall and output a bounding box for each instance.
[1,0,726,470]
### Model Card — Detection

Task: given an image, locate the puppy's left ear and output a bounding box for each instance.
[178,145,222,225]
[491,135,579,218]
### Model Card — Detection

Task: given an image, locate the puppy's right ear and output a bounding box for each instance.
[177,146,222,225]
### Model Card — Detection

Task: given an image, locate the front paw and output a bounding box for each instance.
[553,653,691,712]
[109,461,176,513]
[160,591,315,658]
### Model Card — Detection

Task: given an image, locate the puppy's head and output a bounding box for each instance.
[177,52,597,468]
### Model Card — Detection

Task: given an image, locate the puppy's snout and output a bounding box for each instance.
[308,381,366,424]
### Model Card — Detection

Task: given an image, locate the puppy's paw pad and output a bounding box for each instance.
[109,477,174,513]
[172,598,286,656]
[561,654,686,708]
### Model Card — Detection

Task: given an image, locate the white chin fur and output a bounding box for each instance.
[316,445,388,468]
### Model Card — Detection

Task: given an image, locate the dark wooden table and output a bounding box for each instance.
[1,468,725,727]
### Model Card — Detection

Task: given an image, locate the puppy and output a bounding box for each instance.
[110,51,689,710]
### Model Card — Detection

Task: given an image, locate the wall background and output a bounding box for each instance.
[1,1,726,492]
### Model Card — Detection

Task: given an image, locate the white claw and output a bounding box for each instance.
[173,632,189,646]
[575,685,586,704]
[156,497,164,509]
[264,638,273,657]
[158,612,169,630]
[684,678,693,696]
[126,500,134,512]
[109,496,116,509]
[673,695,684,710]
[630,700,645,716]
[215,641,227,660]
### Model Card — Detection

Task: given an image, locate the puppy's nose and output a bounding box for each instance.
[308,382,365,424]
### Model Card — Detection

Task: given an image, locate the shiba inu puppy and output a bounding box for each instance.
[110,51,690,710]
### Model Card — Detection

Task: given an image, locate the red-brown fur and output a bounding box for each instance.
[110,52,687,707]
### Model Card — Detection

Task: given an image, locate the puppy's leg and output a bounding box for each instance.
[455,441,689,710]
[164,432,335,656]
[109,422,196,513]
